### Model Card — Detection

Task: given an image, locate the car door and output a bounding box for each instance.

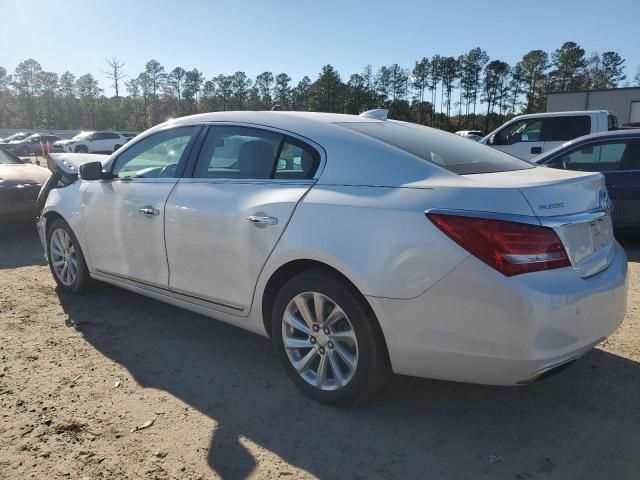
[544,137,640,227]
[164,125,321,314]
[83,125,199,286]
[490,118,547,160]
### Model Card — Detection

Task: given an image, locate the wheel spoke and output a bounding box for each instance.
[291,347,318,372]
[324,305,345,329]
[334,342,356,370]
[284,313,311,335]
[313,293,325,326]
[52,259,65,267]
[331,329,357,345]
[283,336,313,349]
[294,295,315,328]
[314,353,328,387]
[328,350,346,386]
[52,234,63,253]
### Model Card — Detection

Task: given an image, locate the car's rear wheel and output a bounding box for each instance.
[75,145,88,153]
[47,218,90,293]
[271,270,389,404]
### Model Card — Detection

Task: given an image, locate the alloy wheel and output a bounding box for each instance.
[50,228,78,286]
[281,292,359,391]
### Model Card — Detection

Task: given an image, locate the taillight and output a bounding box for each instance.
[426,213,570,276]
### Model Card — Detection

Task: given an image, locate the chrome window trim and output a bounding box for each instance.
[198,120,327,181]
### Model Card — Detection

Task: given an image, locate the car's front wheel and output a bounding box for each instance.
[271,270,389,404]
[75,145,89,153]
[47,218,90,293]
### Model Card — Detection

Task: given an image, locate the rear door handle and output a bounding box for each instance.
[139,207,160,216]
[246,215,278,225]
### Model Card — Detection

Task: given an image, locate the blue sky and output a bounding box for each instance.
[1,0,638,94]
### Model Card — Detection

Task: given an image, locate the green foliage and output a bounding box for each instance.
[0,43,634,132]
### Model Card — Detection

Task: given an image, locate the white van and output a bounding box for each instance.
[481,110,618,160]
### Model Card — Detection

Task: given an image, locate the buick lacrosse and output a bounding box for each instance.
[37,110,628,403]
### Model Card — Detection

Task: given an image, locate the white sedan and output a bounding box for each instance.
[37,110,628,404]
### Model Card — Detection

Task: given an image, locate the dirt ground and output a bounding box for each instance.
[0,227,639,480]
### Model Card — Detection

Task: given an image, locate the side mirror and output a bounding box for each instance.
[79,161,104,180]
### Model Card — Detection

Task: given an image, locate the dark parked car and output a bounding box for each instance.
[0,147,50,228]
[8,134,60,156]
[535,129,640,229]
[0,132,33,149]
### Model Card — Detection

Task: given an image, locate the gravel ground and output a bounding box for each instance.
[0,227,639,480]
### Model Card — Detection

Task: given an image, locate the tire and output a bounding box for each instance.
[113,144,122,153]
[75,145,89,153]
[271,269,390,404]
[46,218,91,294]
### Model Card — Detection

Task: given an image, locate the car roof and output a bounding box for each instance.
[162,111,380,136]
[514,110,611,119]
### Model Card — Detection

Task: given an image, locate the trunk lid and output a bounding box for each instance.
[466,166,614,277]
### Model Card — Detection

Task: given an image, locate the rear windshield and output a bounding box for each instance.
[336,121,532,174]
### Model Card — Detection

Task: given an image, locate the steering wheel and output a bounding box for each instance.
[158,164,177,178]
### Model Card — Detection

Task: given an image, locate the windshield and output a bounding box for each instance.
[336,121,533,175]
[72,132,93,140]
[0,147,24,164]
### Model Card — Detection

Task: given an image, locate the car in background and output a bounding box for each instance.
[52,131,127,154]
[535,129,640,230]
[455,130,484,141]
[0,132,33,149]
[7,134,60,156]
[37,110,627,403]
[120,132,137,142]
[481,110,618,160]
[0,146,50,228]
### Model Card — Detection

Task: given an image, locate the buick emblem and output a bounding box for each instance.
[599,189,612,215]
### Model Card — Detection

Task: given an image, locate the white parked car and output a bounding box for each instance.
[481,110,618,160]
[37,110,628,404]
[52,131,127,154]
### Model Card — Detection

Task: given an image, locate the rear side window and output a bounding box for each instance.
[336,121,533,175]
[548,139,640,172]
[274,138,320,179]
[194,126,320,179]
[546,116,591,141]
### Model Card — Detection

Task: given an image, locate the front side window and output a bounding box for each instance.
[0,148,24,164]
[112,126,196,179]
[549,139,640,172]
[494,119,544,145]
[194,126,283,179]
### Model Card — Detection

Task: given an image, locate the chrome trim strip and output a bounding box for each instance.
[93,269,245,312]
[425,207,609,229]
[537,208,608,228]
[425,208,542,226]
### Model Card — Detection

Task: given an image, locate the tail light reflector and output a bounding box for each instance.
[427,213,570,276]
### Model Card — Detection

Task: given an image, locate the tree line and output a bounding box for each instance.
[1,41,637,134]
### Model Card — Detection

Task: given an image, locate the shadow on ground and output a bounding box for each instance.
[57,265,640,479]
[5,225,639,478]
[0,226,45,269]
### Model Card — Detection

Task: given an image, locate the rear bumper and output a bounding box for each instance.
[368,241,628,385]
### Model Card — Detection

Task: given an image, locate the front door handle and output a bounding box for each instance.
[139,207,160,216]
[246,215,278,225]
